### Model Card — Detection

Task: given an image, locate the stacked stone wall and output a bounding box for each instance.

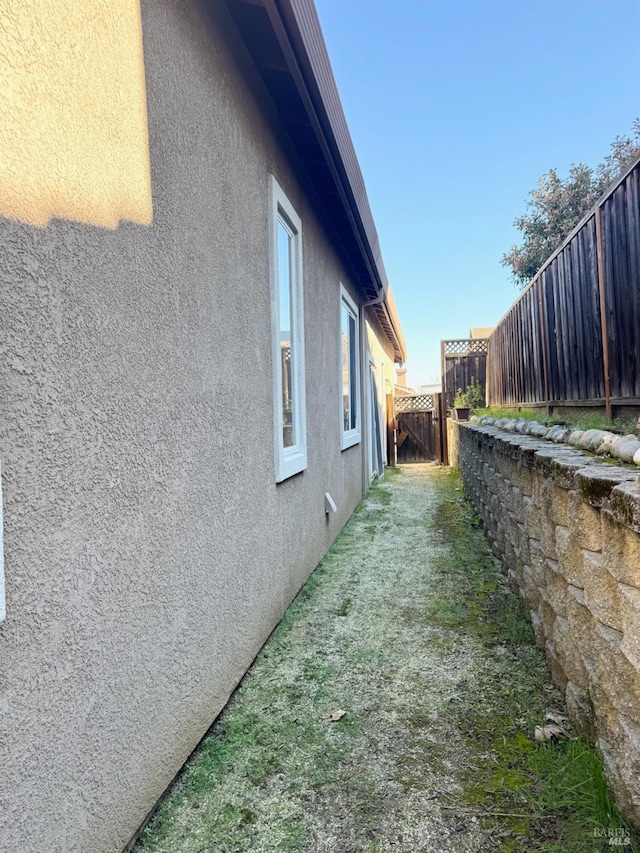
[448,420,640,824]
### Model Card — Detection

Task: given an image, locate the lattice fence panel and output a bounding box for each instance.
[394,394,434,412]
[443,339,488,355]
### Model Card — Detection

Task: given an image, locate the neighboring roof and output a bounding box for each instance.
[224,0,406,362]
[470,327,494,339]
[394,384,416,397]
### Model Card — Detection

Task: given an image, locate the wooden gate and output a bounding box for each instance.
[394,395,436,463]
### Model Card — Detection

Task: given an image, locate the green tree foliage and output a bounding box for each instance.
[502,119,640,289]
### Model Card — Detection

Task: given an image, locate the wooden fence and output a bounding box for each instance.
[487,155,640,416]
[441,339,488,409]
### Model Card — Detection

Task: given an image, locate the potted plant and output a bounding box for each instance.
[453,377,485,421]
[453,388,470,421]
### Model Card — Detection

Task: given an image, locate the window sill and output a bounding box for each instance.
[341,431,361,451]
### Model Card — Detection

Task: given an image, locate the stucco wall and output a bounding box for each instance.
[449,420,640,824]
[366,316,395,472]
[0,0,152,229]
[0,2,371,851]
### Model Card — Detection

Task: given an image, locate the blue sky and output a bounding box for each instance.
[314,0,640,387]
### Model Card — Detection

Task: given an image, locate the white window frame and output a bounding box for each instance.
[269,175,307,482]
[340,284,361,450]
[367,354,384,479]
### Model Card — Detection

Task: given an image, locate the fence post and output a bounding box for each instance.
[537,276,550,413]
[435,392,448,466]
[485,343,491,407]
[386,394,396,468]
[440,340,446,409]
[595,206,612,420]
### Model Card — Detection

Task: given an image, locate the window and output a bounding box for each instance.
[340,285,360,449]
[269,176,307,482]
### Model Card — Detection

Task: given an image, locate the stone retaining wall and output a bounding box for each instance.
[448,420,640,824]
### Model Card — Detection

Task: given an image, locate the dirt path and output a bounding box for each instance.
[135,465,632,853]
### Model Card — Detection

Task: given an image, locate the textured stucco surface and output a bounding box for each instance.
[0,0,152,228]
[366,316,395,472]
[0,2,372,850]
[449,420,640,824]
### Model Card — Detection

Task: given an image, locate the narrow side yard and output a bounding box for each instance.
[134,465,637,853]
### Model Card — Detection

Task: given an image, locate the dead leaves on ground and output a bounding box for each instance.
[534,712,571,742]
[328,710,346,722]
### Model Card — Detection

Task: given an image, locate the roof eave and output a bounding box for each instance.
[371,287,406,364]
[262,0,388,302]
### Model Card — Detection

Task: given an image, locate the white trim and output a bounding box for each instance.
[340,284,361,450]
[269,175,307,482]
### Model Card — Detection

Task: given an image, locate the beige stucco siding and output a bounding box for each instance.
[367,314,396,397]
[0,2,368,851]
[366,314,396,472]
[0,0,152,228]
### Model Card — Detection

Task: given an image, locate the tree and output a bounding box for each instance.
[502,119,640,289]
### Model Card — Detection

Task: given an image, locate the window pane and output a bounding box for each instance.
[278,219,294,448]
[270,176,306,481]
[348,312,357,430]
[341,303,350,430]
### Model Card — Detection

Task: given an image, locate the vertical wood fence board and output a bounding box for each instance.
[557,247,571,401]
[575,227,588,399]
[566,238,582,400]
[610,175,640,398]
[549,264,561,401]
[595,204,612,415]
[516,302,524,402]
[585,221,605,400]
[527,289,541,402]
[517,299,525,401]
[588,217,602,398]
[521,296,527,401]
[535,273,548,404]
[603,192,620,399]
[611,185,628,398]
[520,298,528,403]
[569,237,584,400]
[574,225,588,399]
[628,170,640,396]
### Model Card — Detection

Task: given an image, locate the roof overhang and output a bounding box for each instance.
[370,287,406,364]
[223,0,405,361]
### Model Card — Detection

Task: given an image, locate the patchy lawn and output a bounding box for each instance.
[133,465,638,853]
